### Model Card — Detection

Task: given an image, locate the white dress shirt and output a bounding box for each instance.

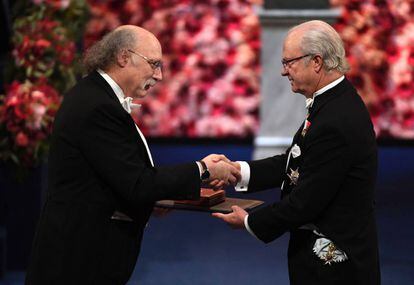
[97,69,154,167]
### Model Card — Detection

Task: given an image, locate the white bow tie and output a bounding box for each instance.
[121,97,141,113]
[305,98,314,110]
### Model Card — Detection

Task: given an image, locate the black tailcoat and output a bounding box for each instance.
[246,78,380,284]
[25,71,200,285]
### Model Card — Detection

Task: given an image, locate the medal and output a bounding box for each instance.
[287,167,300,185]
[301,119,311,137]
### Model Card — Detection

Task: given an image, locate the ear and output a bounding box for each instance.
[116,49,129,68]
[313,55,323,73]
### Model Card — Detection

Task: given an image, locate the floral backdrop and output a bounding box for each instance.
[331,0,414,138]
[0,0,88,169]
[84,0,261,137]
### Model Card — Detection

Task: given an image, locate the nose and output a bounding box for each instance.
[153,68,163,81]
[281,66,288,76]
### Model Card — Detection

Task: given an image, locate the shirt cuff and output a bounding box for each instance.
[235,161,250,192]
[195,161,203,178]
[244,214,260,241]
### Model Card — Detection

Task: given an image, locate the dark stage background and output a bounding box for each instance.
[0,143,413,284]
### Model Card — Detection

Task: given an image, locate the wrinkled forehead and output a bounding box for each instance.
[135,34,162,60]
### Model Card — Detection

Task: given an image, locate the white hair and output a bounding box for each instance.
[290,20,350,73]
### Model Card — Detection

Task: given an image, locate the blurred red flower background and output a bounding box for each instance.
[331,0,414,138]
[0,0,88,168]
[0,81,60,167]
[84,0,262,138]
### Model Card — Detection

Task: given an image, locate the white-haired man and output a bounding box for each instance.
[214,20,380,285]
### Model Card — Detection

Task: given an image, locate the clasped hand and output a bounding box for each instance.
[201,154,241,190]
[201,154,247,229]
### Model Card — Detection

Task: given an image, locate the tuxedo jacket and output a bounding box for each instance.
[246,78,380,284]
[25,71,201,285]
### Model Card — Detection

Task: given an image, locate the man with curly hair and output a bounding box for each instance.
[26,25,240,285]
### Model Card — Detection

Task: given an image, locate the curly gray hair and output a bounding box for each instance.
[83,28,137,74]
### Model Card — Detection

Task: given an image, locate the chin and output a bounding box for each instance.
[291,85,303,94]
[135,89,148,98]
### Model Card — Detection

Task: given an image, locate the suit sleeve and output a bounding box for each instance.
[248,124,350,243]
[79,103,200,206]
[246,152,288,192]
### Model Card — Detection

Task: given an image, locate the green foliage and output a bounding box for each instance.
[0,0,89,173]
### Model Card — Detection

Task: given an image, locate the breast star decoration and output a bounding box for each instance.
[313,237,348,265]
[287,167,300,185]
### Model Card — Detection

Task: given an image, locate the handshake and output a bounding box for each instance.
[155,154,247,228]
[200,154,241,190]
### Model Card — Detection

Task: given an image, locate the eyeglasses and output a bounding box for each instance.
[127,49,163,70]
[281,54,312,69]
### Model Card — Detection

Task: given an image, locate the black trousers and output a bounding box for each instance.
[288,230,353,285]
[26,218,143,285]
[94,220,143,285]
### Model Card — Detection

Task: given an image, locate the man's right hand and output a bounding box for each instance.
[201,154,241,189]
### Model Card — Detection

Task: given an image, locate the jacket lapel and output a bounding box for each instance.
[87,71,153,167]
[282,78,352,196]
[308,77,352,121]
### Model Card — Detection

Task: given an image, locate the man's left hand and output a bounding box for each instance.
[212,205,247,229]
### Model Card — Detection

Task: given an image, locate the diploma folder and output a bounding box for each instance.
[156,189,264,213]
